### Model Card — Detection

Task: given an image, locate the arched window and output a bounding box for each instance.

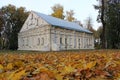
[78,39,80,48]
[37,38,40,45]
[41,38,44,45]
[23,39,24,46]
[65,38,67,45]
[65,38,67,49]
[74,36,76,48]
[26,37,29,46]
[36,19,38,26]
[69,37,72,46]
[60,37,62,44]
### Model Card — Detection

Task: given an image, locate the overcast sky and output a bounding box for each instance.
[0,0,101,30]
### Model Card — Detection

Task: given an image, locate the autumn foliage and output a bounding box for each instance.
[0,50,120,80]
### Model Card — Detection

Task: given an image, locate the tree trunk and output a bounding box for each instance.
[101,0,107,49]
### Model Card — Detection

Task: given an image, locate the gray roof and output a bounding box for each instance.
[33,11,92,34]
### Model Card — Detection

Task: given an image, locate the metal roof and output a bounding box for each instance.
[33,11,92,34]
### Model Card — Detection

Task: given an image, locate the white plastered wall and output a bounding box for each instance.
[50,27,94,51]
[18,12,51,51]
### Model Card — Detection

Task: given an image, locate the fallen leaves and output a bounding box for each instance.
[0,64,4,73]
[63,65,75,74]
[8,69,26,80]
[6,63,13,70]
[0,50,120,80]
[84,61,97,69]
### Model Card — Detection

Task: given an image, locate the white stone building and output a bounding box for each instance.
[18,11,94,51]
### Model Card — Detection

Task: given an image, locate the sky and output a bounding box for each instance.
[0,0,101,30]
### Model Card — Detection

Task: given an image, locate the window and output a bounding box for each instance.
[69,38,72,46]
[26,38,29,46]
[65,38,67,45]
[37,38,40,45]
[23,39,24,46]
[54,34,57,43]
[65,38,67,48]
[74,38,76,48]
[41,38,44,45]
[78,39,80,48]
[36,19,38,26]
[60,37,62,44]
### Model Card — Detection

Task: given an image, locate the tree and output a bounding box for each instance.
[51,4,65,19]
[0,4,28,50]
[84,16,93,30]
[0,10,4,38]
[96,26,103,39]
[84,16,96,38]
[95,0,120,49]
[0,4,16,49]
[66,10,75,22]
[94,0,108,48]
[106,0,120,48]
[94,26,103,49]
[0,13,2,49]
[74,20,83,27]
[9,7,28,50]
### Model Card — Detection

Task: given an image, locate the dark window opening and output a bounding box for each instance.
[65,38,67,48]
[60,37,62,44]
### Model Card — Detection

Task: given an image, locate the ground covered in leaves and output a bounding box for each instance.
[0,50,120,80]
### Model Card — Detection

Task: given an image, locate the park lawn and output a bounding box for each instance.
[0,50,120,80]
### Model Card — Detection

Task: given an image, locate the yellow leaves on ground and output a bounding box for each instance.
[0,50,120,79]
[8,70,26,80]
[14,61,24,68]
[32,68,41,75]
[84,61,97,69]
[0,64,4,73]
[116,73,120,80]
[6,63,13,70]
[63,65,75,74]
[32,67,48,75]
[0,64,3,69]
[55,74,63,80]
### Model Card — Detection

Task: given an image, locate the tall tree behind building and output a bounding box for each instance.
[84,16,96,38]
[66,10,75,22]
[0,4,28,50]
[51,4,65,19]
[85,16,93,30]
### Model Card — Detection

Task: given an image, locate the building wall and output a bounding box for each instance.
[18,26,51,51]
[50,26,94,51]
[18,12,51,51]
